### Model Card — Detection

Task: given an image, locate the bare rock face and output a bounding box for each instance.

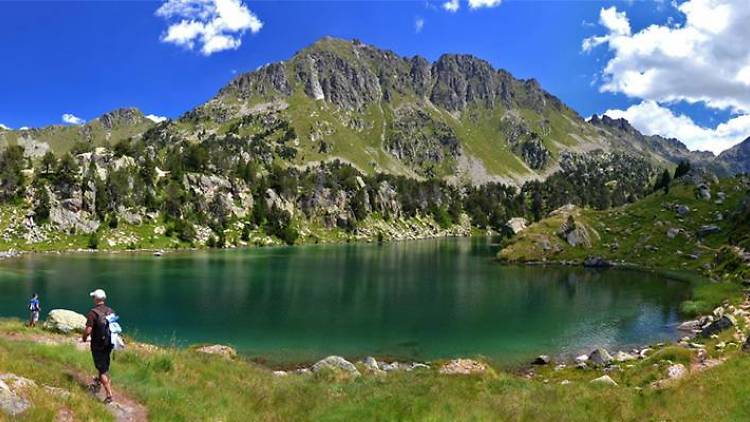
[96,107,147,130]
[506,217,528,234]
[0,378,31,417]
[557,216,592,248]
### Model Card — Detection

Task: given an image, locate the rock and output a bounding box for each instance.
[677,319,701,331]
[666,228,681,239]
[362,356,380,372]
[0,379,30,417]
[590,375,618,386]
[311,356,361,377]
[697,225,721,238]
[532,355,550,365]
[557,216,592,248]
[438,359,488,375]
[700,316,735,337]
[574,354,589,364]
[613,351,637,362]
[675,204,690,217]
[272,371,288,377]
[583,256,612,268]
[560,379,571,385]
[409,363,430,371]
[0,374,37,391]
[196,344,237,359]
[588,347,613,366]
[696,184,711,200]
[43,385,72,399]
[666,364,687,380]
[44,309,87,334]
[506,217,528,234]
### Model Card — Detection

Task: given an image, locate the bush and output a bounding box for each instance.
[88,233,99,250]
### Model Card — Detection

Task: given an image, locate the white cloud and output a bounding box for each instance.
[62,113,85,125]
[583,0,750,113]
[145,114,168,123]
[585,0,750,153]
[0,123,10,130]
[468,0,502,9]
[156,0,263,56]
[442,0,460,12]
[415,17,425,34]
[602,101,750,154]
[19,126,29,131]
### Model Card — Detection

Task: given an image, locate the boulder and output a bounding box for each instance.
[311,356,360,377]
[588,348,613,366]
[574,354,589,364]
[696,184,711,200]
[531,355,551,365]
[506,218,528,234]
[362,356,380,372]
[590,375,618,386]
[196,344,237,359]
[44,309,87,334]
[0,380,30,417]
[556,216,592,248]
[700,315,735,337]
[438,359,488,375]
[675,204,690,217]
[613,351,636,362]
[697,225,721,238]
[677,319,701,331]
[583,256,612,268]
[667,364,687,380]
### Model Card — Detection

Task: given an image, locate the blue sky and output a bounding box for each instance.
[1,0,748,153]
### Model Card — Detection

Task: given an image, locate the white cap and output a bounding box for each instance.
[89,289,107,300]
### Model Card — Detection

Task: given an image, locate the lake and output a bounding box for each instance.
[0,238,690,366]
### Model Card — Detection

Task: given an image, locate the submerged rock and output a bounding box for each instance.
[44,309,87,334]
[311,356,361,377]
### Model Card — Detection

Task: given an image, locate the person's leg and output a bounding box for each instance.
[99,371,113,401]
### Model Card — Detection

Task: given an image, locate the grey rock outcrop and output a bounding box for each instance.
[588,348,613,366]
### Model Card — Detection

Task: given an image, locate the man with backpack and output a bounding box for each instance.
[81,288,115,404]
[28,293,40,327]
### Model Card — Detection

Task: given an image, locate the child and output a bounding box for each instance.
[28,293,41,327]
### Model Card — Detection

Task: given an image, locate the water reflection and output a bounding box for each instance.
[0,238,690,365]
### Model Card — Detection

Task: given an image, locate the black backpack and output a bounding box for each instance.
[91,307,113,349]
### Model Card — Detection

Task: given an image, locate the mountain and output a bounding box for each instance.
[0,108,155,157]
[2,37,747,184]
[717,136,750,174]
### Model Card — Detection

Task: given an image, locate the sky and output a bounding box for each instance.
[0,0,748,154]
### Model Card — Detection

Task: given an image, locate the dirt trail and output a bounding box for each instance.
[66,371,148,422]
[0,331,149,421]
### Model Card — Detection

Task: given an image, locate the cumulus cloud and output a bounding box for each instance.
[602,101,750,154]
[145,114,168,123]
[415,17,425,33]
[468,0,502,9]
[442,0,460,12]
[0,123,10,131]
[585,0,750,153]
[62,113,85,125]
[156,0,263,56]
[583,0,750,113]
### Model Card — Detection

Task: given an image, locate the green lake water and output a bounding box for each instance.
[0,238,690,366]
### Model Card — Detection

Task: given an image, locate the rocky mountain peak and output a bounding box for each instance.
[94,107,146,130]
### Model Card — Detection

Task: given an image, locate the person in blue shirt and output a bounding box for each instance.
[28,293,40,327]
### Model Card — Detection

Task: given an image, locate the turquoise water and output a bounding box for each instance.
[0,238,690,366]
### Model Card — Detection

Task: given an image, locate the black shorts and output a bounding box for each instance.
[92,347,113,374]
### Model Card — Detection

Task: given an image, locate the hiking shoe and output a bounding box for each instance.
[103,396,113,405]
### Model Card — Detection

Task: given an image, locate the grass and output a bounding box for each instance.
[3,317,750,421]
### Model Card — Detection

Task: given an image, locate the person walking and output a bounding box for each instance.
[81,289,115,404]
[28,293,40,327]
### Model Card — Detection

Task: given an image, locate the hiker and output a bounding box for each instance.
[81,288,115,404]
[28,293,40,327]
